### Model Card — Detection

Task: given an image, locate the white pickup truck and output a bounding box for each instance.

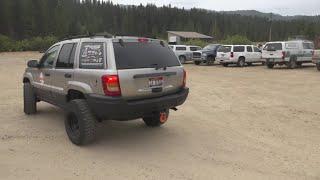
[169,45,194,64]
[262,40,314,69]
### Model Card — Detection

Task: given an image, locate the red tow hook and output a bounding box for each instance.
[159,112,168,123]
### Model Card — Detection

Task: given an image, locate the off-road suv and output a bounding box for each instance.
[23,36,189,145]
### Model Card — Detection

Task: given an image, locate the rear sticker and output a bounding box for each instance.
[79,42,104,69]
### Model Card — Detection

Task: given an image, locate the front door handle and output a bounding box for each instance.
[44,73,50,77]
[64,73,72,78]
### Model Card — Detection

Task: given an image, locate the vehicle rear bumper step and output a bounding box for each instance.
[85,88,189,121]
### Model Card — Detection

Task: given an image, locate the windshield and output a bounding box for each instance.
[189,46,201,51]
[113,42,180,69]
[303,43,314,49]
[218,46,232,53]
[203,45,218,50]
[263,43,283,51]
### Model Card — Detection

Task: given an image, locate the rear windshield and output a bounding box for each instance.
[233,46,245,52]
[303,43,314,49]
[263,43,283,51]
[218,46,232,53]
[113,42,180,69]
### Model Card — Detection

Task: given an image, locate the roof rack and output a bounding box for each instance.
[61,32,114,41]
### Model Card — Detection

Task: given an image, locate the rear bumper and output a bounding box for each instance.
[86,88,189,120]
[265,58,287,63]
[217,58,237,63]
[266,58,312,64]
[193,57,206,61]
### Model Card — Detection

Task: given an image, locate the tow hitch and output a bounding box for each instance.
[170,107,178,111]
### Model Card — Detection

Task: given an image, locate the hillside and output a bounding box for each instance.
[0,0,319,42]
[222,10,320,22]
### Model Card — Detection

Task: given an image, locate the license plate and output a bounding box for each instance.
[149,77,163,88]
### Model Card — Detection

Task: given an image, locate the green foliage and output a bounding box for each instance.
[0,34,15,52]
[0,34,58,52]
[0,0,319,46]
[219,35,252,45]
[184,39,210,47]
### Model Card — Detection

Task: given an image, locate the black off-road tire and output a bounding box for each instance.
[237,57,245,67]
[143,109,169,127]
[262,61,266,66]
[206,56,215,66]
[296,62,302,67]
[65,99,97,145]
[287,57,297,69]
[179,56,186,64]
[317,63,320,71]
[267,62,274,69]
[194,61,201,65]
[23,83,37,115]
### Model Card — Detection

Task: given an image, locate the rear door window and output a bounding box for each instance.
[79,42,105,69]
[56,43,77,69]
[247,46,253,52]
[113,42,180,70]
[233,46,245,52]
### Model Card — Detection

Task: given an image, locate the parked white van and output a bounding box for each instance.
[216,45,262,67]
[262,40,314,69]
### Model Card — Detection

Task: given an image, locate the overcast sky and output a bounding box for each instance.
[108,0,320,16]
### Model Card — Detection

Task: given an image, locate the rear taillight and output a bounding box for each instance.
[282,51,286,59]
[101,75,121,96]
[138,38,149,43]
[230,52,234,58]
[182,70,187,88]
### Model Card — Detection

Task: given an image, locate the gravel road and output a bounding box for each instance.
[0,52,319,180]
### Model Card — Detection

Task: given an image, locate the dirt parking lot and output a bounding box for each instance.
[0,52,319,180]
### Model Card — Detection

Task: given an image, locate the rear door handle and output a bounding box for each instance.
[64,73,72,78]
[44,73,50,77]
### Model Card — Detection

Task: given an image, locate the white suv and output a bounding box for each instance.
[216,45,262,67]
[262,40,314,69]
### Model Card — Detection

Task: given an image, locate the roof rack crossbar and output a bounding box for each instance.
[61,32,114,41]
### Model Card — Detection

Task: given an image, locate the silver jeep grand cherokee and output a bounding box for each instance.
[23,35,189,145]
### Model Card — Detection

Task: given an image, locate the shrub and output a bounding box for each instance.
[219,35,252,45]
[0,35,58,52]
[184,39,210,48]
[0,34,15,52]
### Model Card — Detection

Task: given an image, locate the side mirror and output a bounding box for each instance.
[27,60,39,68]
